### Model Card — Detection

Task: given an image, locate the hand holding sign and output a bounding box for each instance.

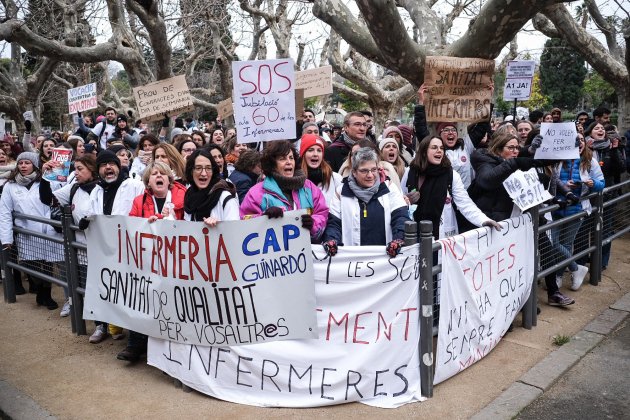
[534,122,579,160]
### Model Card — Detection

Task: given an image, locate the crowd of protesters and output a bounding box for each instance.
[0,95,627,362]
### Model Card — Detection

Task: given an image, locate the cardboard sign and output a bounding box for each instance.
[23,111,34,122]
[423,56,494,123]
[232,59,297,143]
[503,78,532,101]
[295,65,333,98]
[294,88,305,120]
[217,98,234,119]
[534,122,579,160]
[503,169,553,211]
[67,83,98,114]
[133,75,194,122]
[434,215,534,384]
[148,244,424,408]
[84,211,318,346]
[43,148,73,182]
[506,60,536,79]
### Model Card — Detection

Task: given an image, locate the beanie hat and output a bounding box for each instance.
[96,115,105,123]
[299,134,326,157]
[398,124,413,145]
[436,122,457,134]
[116,114,128,123]
[16,151,39,169]
[382,126,403,144]
[378,137,399,151]
[96,149,121,169]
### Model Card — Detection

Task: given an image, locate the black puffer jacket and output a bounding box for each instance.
[469,148,518,222]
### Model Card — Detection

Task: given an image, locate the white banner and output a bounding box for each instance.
[534,122,579,160]
[67,83,98,114]
[502,168,553,211]
[503,78,532,101]
[434,215,534,384]
[148,245,424,408]
[84,211,317,345]
[232,59,297,143]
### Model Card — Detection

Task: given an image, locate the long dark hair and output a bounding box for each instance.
[410,135,451,173]
[204,143,229,179]
[185,149,221,189]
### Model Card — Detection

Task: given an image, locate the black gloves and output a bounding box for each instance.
[301,214,313,230]
[513,157,535,171]
[162,115,170,128]
[263,206,284,219]
[323,239,338,257]
[24,120,32,133]
[528,135,543,154]
[386,239,405,257]
[566,192,580,206]
[78,217,90,230]
[575,135,581,148]
[76,111,82,118]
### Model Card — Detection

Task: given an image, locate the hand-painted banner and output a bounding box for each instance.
[132,75,194,122]
[148,245,424,408]
[67,83,98,114]
[83,211,317,345]
[434,215,534,384]
[423,56,494,123]
[232,59,296,143]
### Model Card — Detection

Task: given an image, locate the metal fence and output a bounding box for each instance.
[2,181,630,399]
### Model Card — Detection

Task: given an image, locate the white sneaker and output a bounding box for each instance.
[89,324,109,344]
[556,274,563,289]
[60,299,70,317]
[571,265,589,291]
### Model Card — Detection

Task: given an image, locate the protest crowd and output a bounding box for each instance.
[0,83,628,371]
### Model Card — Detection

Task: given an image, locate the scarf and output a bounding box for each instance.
[15,172,38,188]
[413,164,451,239]
[184,179,235,221]
[341,132,357,148]
[591,138,611,151]
[347,172,381,204]
[79,179,98,195]
[99,172,126,215]
[272,169,307,192]
[306,167,324,186]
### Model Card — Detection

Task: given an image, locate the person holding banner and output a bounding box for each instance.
[240,140,328,242]
[184,149,239,225]
[323,147,410,256]
[299,134,342,207]
[406,136,500,240]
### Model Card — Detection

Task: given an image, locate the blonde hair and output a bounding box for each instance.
[142,161,175,189]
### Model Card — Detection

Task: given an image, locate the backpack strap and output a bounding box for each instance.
[69,183,81,204]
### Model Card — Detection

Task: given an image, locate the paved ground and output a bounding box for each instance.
[1,237,629,420]
[516,319,630,420]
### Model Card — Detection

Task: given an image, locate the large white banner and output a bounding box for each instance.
[148,245,424,408]
[232,58,297,143]
[84,211,317,345]
[434,215,534,384]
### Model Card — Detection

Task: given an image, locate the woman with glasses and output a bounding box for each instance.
[175,135,198,160]
[469,131,541,223]
[322,147,410,257]
[184,149,238,225]
[240,140,328,243]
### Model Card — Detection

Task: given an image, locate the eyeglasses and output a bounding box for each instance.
[356,168,378,175]
[503,145,519,151]
[349,122,368,127]
[441,128,457,133]
[193,166,213,173]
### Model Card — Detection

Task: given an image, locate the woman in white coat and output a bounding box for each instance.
[0,152,64,309]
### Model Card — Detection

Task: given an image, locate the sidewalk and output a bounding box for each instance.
[1,238,629,419]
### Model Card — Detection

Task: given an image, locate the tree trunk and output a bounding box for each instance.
[616,85,630,135]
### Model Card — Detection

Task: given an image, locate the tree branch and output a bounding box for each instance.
[332,81,368,102]
[584,0,620,59]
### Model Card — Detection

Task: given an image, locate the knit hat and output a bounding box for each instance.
[378,137,399,151]
[96,149,121,169]
[299,134,326,157]
[398,124,413,146]
[382,126,403,143]
[96,115,105,123]
[436,122,457,133]
[116,114,128,123]
[16,151,39,168]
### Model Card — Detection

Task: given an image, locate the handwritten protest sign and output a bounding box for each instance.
[67,83,98,114]
[294,88,305,119]
[503,169,553,211]
[534,122,579,160]
[84,211,317,345]
[23,111,34,122]
[503,78,532,101]
[148,244,423,408]
[434,215,534,384]
[423,56,494,123]
[217,98,234,119]
[132,75,194,122]
[506,60,536,79]
[295,65,333,98]
[43,148,73,182]
[232,59,296,143]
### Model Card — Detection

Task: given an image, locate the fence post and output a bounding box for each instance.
[590,191,603,286]
[419,220,434,398]
[523,208,540,329]
[61,205,86,335]
[2,247,16,303]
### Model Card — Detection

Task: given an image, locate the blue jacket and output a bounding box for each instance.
[554,158,605,218]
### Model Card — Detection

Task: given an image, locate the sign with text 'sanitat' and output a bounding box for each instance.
[423,56,495,123]
[132,75,194,122]
[232,58,297,143]
[83,211,317,346]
